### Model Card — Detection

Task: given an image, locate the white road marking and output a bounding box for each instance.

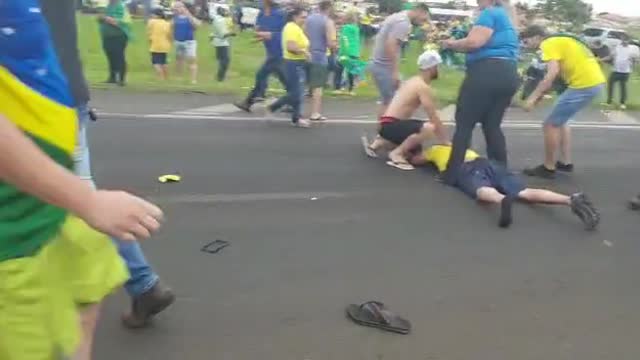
[173,103,241,115]
[98,112,640,130]
[153,191,346,204]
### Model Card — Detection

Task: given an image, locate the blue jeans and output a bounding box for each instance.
[75,105,159,297]
[269,60,306,123]
[545,84,604,126]
[245,56,287,104]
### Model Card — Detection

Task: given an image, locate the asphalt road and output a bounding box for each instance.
[90,110,640,360]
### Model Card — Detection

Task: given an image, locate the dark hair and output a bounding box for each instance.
[318,0,332,11]
[287,6,307,21]
[520,24,547,39]
[153,7,166,18]
[216,6,226,16]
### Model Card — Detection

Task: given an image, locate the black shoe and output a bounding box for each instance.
[570,193,600,231]
[555,161,574,172]
[121,281,175,329]
[104,78,117,84]
[629,194,640,210]
[523,164,556,179]
[498,196,513,228]
[233,101,252,113]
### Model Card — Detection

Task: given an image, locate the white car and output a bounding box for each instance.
[582,27,628,52]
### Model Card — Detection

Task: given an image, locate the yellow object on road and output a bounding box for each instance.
[158,174,181,183]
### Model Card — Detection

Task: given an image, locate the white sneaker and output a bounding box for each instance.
[620,104,627,110]
[295,119,311,128]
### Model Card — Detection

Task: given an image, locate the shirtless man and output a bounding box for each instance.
[410,145,600,230]
[362,50,449,170]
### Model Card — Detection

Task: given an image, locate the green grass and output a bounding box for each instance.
[77,14,639,109]
[77,14,463,103]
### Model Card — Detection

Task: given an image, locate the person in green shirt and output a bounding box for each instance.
[338,12,364,93]
[99,0,132,85]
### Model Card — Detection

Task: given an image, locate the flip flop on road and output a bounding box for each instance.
[386,159,415,171]
[346,301,411,335]
[361,134,378,158]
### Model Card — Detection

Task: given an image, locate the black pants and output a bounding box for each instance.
[244,57,287,104]
[102,34,128,82]
[607,72,629,105]
[443,58,520,185]
[215,46,230,82]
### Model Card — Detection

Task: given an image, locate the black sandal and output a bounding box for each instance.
[346,301,411,334]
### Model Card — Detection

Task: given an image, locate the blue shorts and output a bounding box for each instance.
[368,62,396,105]
[545,84,604,126]
[456,158,526,199]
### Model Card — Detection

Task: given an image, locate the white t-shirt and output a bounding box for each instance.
[613,44,640,74]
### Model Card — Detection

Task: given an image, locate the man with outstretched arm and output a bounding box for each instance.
[410,145,600,230]
[363,50,449,170]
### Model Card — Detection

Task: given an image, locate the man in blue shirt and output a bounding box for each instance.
[234,0,288,112]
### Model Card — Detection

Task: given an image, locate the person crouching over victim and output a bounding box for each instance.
[410,145,600,230]
[362,50,449,171]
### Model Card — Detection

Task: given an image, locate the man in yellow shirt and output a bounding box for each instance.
[409,145,600,230]
[520,25,605,179]
[147,8,172,79]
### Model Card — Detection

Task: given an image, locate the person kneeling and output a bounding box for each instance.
[412,145,600,230]
[363,51,449,170]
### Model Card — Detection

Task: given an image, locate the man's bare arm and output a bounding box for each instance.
[525,60,560,106]
[326,19,337,52]
[419,89,449,144]
[0,114,94,218]
[384,37,401,81]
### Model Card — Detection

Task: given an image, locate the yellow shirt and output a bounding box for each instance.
[282,22,309,60]
[360,14,373,25]
[424,145,479,172]
[147,18,172,53]
[540,37,605,89]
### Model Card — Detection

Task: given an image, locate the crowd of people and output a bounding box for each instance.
[1,0,639,359]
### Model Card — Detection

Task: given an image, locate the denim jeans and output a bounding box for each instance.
[268,60,306,123]
[245,56,287,104]
[75,105,159,297]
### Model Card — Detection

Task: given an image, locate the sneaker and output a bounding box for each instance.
[309,114,327,121]
[498,196,514,228]
[570,193,600,231]
[121,281,175,329]
[294,119,311,128]
[629,194,640,210]
[234,101,252,113]
[555,161,574,172]
[620,104,627,110]
[523,164,556,179]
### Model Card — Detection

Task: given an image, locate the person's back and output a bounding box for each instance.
[466,6,518,64]
[148,17,172,52]
[372,11,411,67]
[306,11,329,64]
[339,22,361,58]
[384,76,430,120]
[173,14,195,41]
[540,36,605,89]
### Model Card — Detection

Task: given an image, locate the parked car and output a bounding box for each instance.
[582,26,628,52]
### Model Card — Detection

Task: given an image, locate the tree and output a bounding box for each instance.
[534,0,593,32]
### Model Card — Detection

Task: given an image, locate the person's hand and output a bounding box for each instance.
[440,38,455,49]
[392,72,401,89]
[522,98,536,112]
[104,16,117,26]
[79,190,164,241]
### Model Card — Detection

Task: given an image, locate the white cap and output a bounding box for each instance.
[417,50,442,70]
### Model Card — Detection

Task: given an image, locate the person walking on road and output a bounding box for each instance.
[605,36,639,110]
[305,0,337,121]
[173,1,201,84]
[520,25,605,179]
[211,6,234,82]
[42,0,175,335]
[369,3,431,118]
[99,0,132,86]
[234,0,288,111]
[265,7,311,127]
[440,0,520,186]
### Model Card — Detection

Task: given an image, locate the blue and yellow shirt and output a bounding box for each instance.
[0,0,78,261]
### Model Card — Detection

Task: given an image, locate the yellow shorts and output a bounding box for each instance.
[0,216,128,360]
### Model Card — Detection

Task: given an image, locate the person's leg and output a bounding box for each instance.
[369,64,395,118]
[74,304,101,360]
[620,73,629,106]
[102,37,116,82]
[476,186,505,203]
[481,94,511,165]
[518,189,599,230]
[557,124,572,167]
[347,73,356,92]
[73,106,174,329]
[334,62,344,90]
[116,35,128,85]
[175,43,185,76]
[607,72,617,104]
[290,62,307,125]
[267,61,296,113]
[309,64,328,119]
[216,46,230,82]
[188,42,198,84]
[388,122,435,163]
[517,188,570,204]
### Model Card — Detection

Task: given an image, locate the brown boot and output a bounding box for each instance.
[121,281,175,329]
